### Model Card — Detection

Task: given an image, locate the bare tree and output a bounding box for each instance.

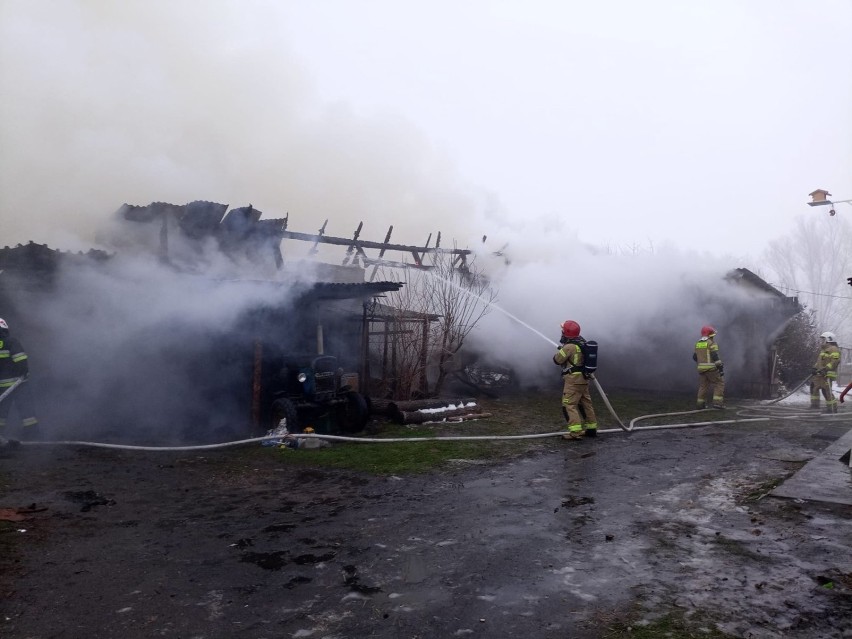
[762,214,852,345]
[374,251,496,398]
[370,276,436,400]
[773,309,821,387]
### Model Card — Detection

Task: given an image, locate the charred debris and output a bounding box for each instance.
[0,201,483,440]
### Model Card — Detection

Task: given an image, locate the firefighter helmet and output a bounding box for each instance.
[0,318,7,330]
[700,325,716,337]
[561,320,581,338]
[820,331,837,343]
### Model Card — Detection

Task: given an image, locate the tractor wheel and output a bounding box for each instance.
[341,391,369,433]
[270,398,300,433]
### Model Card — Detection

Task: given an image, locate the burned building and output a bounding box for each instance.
[0,220,406,440]
[720,268,802,397]
[1,199,497,439]
[109,200,288,273]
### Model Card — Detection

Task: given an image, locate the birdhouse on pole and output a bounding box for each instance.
[808,189,832,206]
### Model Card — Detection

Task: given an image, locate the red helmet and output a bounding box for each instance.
[561,320,581,338]
[700,325,716,337]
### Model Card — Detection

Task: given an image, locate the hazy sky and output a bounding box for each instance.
[2,0,851,261]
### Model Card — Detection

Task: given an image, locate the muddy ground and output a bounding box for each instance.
[1,396,851,639]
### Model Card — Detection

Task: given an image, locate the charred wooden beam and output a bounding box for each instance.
[281,229,470,256]
[369,225,394,282]
[309,219,328,255]
[342,221,363,266]
[388,398,476,421]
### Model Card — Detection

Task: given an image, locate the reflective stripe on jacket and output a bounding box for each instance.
[554,342,584,377]
[814,344,841,379]
[0,336,29,386]
[694,337,720,372]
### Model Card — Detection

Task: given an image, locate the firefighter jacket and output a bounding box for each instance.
[554,341,586,381]
[693,336,721,372]
[813,343,841,380]
[0,335,30,388]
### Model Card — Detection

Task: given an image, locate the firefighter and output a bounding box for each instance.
[810,331,841,413]
[0,318,39,438]
[693,325,725,409]
[553,320,598,440]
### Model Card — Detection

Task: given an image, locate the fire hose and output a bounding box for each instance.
[12,374,850,452]
[0,377,25,405]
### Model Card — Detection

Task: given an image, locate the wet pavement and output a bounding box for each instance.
[771,427,852,506]
[1,416,851,638]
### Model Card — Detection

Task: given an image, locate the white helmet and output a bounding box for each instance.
[820,331,837,343]
[0,318,7,329]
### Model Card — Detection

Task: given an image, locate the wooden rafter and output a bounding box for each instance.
[279,227,472,273]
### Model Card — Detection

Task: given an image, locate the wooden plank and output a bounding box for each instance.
[369,226,394,282]
[309,219,328,255]
[342,221,363,266]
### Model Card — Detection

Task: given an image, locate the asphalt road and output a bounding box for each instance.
[1,415,851,639]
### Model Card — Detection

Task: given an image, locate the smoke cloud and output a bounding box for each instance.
[0,3,804,442]
[0,2,478,250]
[467,228,790,397]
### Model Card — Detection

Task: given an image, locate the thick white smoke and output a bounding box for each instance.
[464,221,786,395]
[0,2,479,250]
[0,2,808,440]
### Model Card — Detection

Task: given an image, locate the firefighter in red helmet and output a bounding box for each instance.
[553,320,598,440]
[693,325,725,409]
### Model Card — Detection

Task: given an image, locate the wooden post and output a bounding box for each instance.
[420,318,429,395]
[361,302,370,397]
[251,339,263,429]
[391,317,398,396]
[382,318,390,390]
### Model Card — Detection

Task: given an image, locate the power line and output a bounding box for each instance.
[768,282,852,301]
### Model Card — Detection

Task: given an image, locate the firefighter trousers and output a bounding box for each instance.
[561,377,597,433]
[697,369,724,408]
[810,375,836,410]
[0,380,38,429]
